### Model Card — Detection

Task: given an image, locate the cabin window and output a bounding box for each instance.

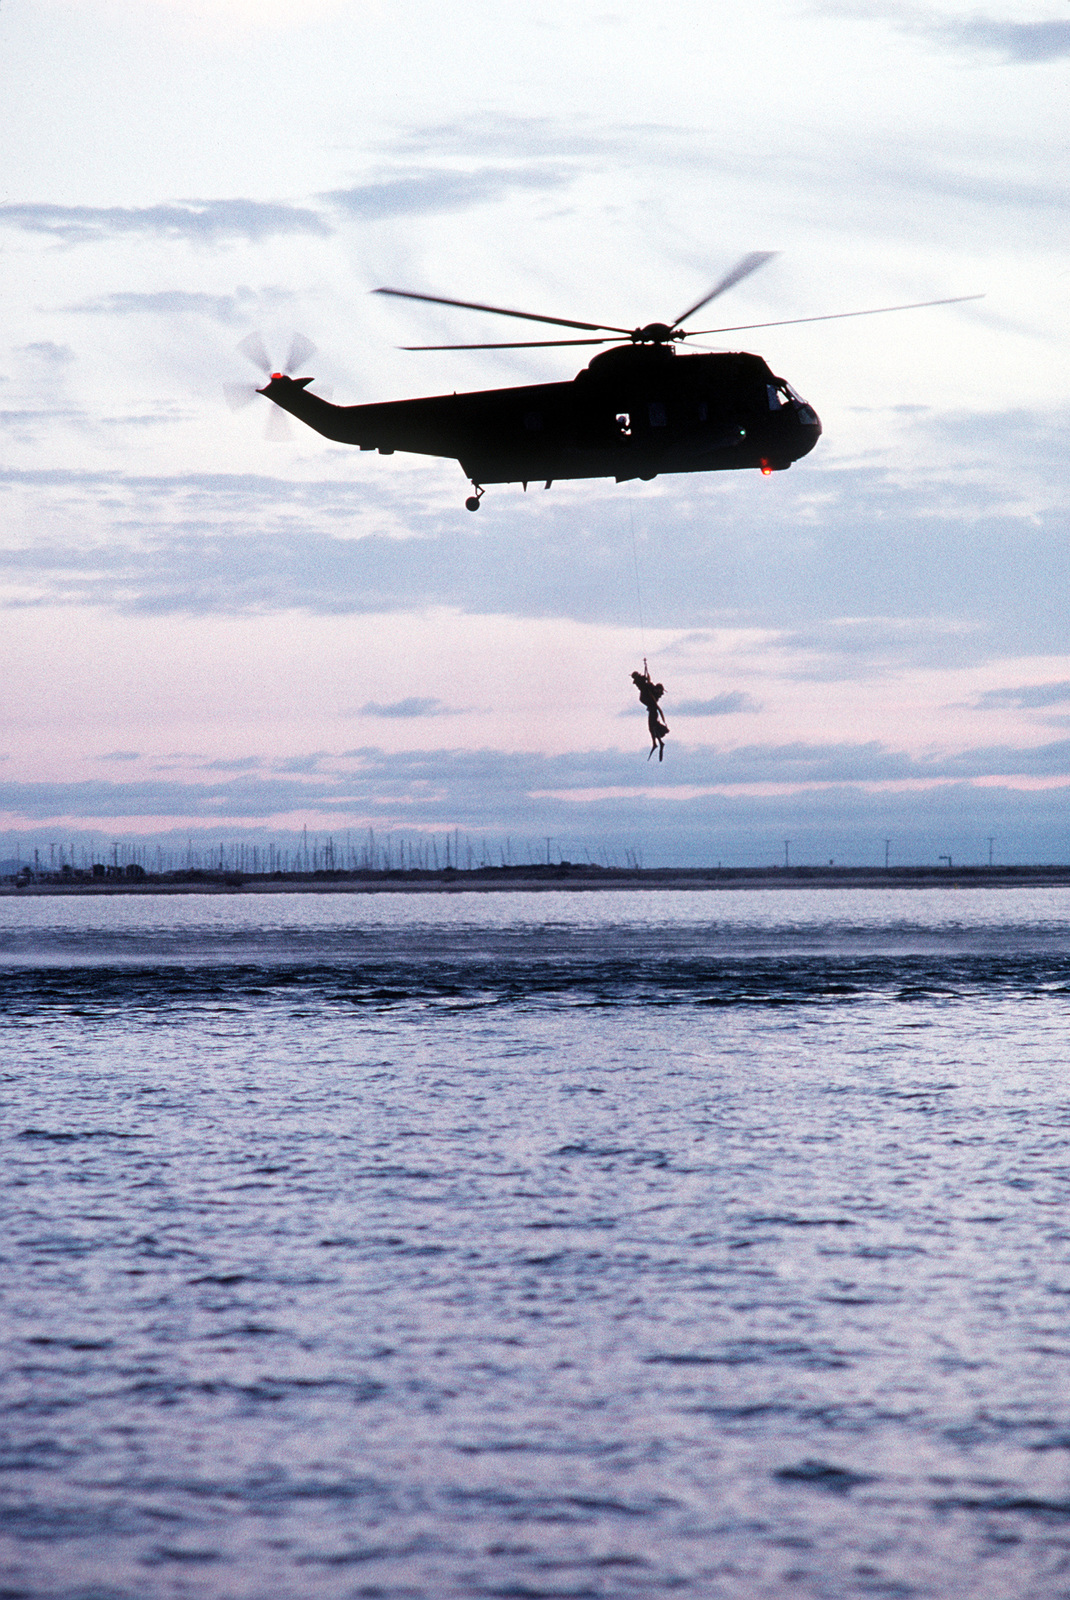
[524,410,543,431]
[648,400,668,427]
[615,412,632,438]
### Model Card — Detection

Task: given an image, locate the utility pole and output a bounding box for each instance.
[783,839,791,868]
[987,836,995,867]
[884,839,891,869]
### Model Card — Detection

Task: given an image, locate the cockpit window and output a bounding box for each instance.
[768,379,810,410]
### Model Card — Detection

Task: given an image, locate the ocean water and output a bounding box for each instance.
[1,887,1070,1599]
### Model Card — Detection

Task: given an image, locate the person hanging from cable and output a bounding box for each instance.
[631,661,669,761]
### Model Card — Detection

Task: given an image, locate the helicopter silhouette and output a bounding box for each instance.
[247,254,979,510]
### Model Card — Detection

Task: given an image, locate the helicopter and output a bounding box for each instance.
[243,254,980,511]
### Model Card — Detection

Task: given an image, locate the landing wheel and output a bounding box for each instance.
[465,495,481,512]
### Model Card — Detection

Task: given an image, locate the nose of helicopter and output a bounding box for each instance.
[796,399,821,454]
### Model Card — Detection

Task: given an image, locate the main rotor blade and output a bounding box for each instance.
[375,286,630,336]
[690,293,984,338]
[673,252,777,329]
[401,336,618,351]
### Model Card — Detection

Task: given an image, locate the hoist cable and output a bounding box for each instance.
[628,495,647,661]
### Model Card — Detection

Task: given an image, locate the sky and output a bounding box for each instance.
[1,0,1068,868]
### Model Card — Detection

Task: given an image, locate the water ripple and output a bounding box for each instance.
[2,890,1070,1596]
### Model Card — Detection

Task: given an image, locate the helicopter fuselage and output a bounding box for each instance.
[260,343,821,495]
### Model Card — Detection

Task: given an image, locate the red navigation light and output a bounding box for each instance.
[760,459,773,475]
[271,372,284,381]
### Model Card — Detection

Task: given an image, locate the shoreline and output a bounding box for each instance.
[6,864,1070,895]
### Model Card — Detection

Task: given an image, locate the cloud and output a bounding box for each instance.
[4,736,1070,825]
[358,697,452,718]
[323,164,572,221]
[3,742,1070,867]
[0,198,330,245]
[62,288,294,325]
[0,776,1061,871]
[941,18,1070,63]
[815,4,1070,64]
[672,693,761,716]
[775,618,982,680]
[96,751,141,763]
[18,342,75,365]
[0,166,573,253]
[384,114,619,162]
[0,164,574,255]
[907,12,1070,63]
[388,110,1066,246]
[0,408,86,436]
[194,756,264,772]
[973,681,1070,711]
[711,736,1070,785]
[1,405,1068,669]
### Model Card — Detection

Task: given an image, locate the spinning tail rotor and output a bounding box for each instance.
[225,332,318,439]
